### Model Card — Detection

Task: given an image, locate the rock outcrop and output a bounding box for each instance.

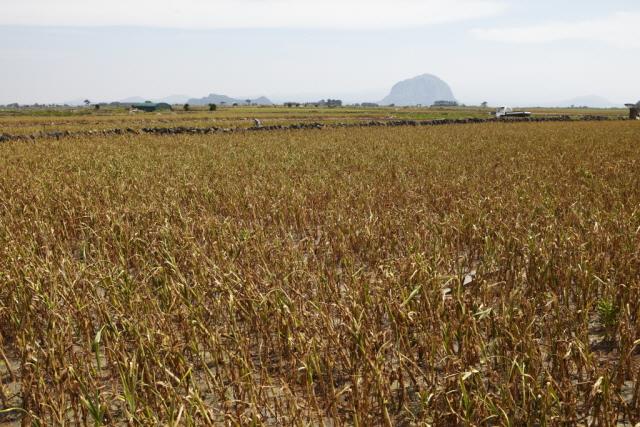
[380,74,455,106]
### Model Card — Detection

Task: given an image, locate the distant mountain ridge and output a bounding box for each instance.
[119,95,190,104]
[380,74,455,106]
[61,94,272,106]
[157,95,191,104]
[187,94,273,106]
[119,96,146,104]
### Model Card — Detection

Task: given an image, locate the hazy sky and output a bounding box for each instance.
[1,0,638,105]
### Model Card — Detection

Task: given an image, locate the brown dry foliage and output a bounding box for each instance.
[0,121,639,425]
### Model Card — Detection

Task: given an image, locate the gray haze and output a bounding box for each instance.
[0,0,638,106]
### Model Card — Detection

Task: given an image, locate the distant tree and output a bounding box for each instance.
[208,103,217,111]
[94,104,100,110]
[232,103,238,107]
[246,99,251,106]
[84,99,91,106]
[183,103,190,111]
[481,101,488,108]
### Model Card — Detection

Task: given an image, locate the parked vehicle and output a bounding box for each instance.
[493,106,531,119]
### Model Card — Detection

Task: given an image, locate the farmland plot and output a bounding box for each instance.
[0,121,639,425]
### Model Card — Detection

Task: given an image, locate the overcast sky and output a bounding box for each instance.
[1,0,638,105]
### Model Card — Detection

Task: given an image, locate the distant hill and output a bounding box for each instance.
[554,95,620,108]
[187,94,273,106]
[119,96,147,104]
[157,95,190,104]
[380,74,455,106]
[118,95,190,104]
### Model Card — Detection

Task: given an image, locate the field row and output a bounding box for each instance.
[0,106,627,136]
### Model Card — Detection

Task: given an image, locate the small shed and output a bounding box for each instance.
[626,102,640,120]
[132,102,172,112]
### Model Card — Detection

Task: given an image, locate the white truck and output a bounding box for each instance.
[493,106,531,119]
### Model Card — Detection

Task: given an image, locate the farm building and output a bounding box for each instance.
[432,100,458,107]
[305,99,343,108]
[131,102,172,112]
[626,102,640,119]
